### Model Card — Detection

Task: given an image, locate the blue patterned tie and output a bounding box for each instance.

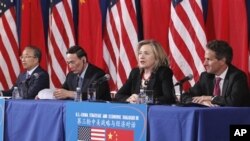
[26,73,31,79]
[78,76,83,88]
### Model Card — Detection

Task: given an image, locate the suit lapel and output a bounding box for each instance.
[81,65,92,92]
[221,66,232,96]
[82,77,90,91]
[222,78,229,96]
[73,75,79,90]
[21,73,27,82]
[205,74,215,96]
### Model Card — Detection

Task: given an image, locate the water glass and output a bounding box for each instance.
[87,88,96,101]
[145,90,154,104]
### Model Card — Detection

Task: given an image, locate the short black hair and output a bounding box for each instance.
[206,40,233,65]
[26,45,42,62]
[67,45,88,61]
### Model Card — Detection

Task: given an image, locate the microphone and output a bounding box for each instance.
[174,74,193,86]
[95,74,110,84]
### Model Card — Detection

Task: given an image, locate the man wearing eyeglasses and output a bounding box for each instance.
[0,46,49,99]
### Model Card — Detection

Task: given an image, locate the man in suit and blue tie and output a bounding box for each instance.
[53,45,111,101]
[0,45,49,99]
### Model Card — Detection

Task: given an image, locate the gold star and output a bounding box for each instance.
[80,0,86,4]
[108,132,113,139]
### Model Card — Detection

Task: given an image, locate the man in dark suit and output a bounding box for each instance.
[183,40,250,107]
[0,46,49,99]
[53,45,111,101]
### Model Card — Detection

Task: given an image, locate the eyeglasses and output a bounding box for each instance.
[19,56,36,60]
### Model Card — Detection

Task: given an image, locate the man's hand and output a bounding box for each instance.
[192,96,220,107]
[192,96,212,104]
[201,100,220,107]
[53,88,75,99]
[126,94,138,103]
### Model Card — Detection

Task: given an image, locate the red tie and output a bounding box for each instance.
[213,77,222,96]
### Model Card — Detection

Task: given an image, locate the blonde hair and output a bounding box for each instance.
[137,39,169,71]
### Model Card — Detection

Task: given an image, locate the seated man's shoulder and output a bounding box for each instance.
[200,71,214,78]
[66,71,76,78]
[229,65,247,76]
[34,67,49,77]
[89,64,106,74]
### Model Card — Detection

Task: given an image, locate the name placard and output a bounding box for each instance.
[66,102,147,141]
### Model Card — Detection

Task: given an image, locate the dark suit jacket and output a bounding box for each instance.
[183,65,250,106]
[115,66,176,104]
[62,64,111,101]
[2,66,49,99]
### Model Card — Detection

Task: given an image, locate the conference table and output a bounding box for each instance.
[4,99,250,141]
[148,105,250,141]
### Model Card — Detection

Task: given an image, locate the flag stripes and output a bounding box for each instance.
[169,0,206,87]
[103,0,138,90]
[78,126,106,141]
[0,0,20,89]
[48,0,75,88]
[0,0,249,92]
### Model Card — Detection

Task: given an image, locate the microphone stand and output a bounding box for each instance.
[173,82,185,106]
[179,83,183,105]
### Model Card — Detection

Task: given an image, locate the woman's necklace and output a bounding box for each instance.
[142,73,151,86]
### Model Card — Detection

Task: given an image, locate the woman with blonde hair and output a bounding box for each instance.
[115,40,176,104]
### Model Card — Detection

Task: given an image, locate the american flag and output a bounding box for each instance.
[103,0,138,90]
[78,126,106,141]
[48,0,76,88]
[0,0,20,90]
[168,0,207,88]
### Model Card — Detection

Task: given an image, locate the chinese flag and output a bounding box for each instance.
[106,128,134,141]
[78,0,104,69]
[140,0,171,54]
[205,0,248,75]
[20,0,47,70]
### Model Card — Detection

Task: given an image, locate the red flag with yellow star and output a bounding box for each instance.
[106,128,134,141]
[20,0,47,70]
[78,0,104,68]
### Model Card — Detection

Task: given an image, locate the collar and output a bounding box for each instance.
[27,65,39,75]
[78,63,89,79]
[216,67,228,80]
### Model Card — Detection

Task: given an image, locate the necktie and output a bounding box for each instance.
[26,73,31,79]
[213,77,222,96]
[78,76,83,88]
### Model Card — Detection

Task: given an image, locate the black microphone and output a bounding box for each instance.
[95,74,110,84]
[174,74,193,86]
